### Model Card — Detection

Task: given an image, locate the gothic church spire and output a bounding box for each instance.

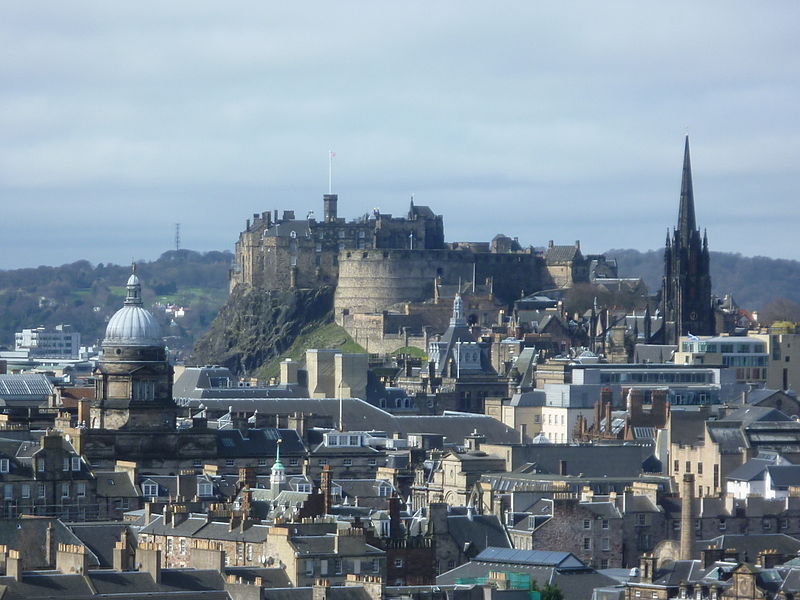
[678,135,696,238]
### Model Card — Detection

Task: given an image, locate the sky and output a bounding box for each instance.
[1,2,798,269]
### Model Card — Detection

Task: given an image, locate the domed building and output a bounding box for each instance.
[90,267,177,430]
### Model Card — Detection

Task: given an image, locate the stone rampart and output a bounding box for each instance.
[334,249,544,316]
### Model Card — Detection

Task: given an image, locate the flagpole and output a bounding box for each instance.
[328,150,333,194]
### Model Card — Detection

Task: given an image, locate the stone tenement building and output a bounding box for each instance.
[230,194,605,317]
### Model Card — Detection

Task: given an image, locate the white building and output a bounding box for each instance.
[14,324,80,359]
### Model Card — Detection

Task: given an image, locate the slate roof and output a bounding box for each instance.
[437,548,616,600]
[175,397,520,444]
[721,406,792,424]
[447,515,511,556]
[727,458,774,482]
[140,514,271,543]
[767,465,800,488]
[216,427,306,458]
[699,534,800,561]
[544,245,580,264]
[68,522,132,568]
[0,517,98,569]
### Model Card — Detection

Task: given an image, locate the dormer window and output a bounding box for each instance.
[198,481,213,497]
[142,482,158,497]
[0,459,9,473]
[71,457,81,471]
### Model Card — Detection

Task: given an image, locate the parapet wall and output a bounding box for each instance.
[334,249,545,315]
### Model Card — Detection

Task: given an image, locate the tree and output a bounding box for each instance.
[541,583,564,600]
[759,297,800,325]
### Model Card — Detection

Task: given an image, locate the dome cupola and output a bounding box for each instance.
[104,264,162,347]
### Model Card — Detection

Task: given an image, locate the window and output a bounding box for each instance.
[193,459,202,468]
[61,483,70,498]
[38,484,46,498]
[198,482,213,497]
[637,514,646,526]
[0,459,9,473]
[674,460,679,472]
[225,459,235,467]
[71,457,81,472]
[349,435,360,446]
[781,518,789,530]
[335,559,342,574]
[4,484,12,500]
[695,519,701,532]
[372,559,380,573]
[319,459,328,466]
[602,538,610,551]
[583,538,591,551]
[763,518,772,530]
[685,461,691,473]
[379,484,391,497]
[673,520,680,531]
[602,519,609,529]
[394,558,404,568]
[697,462,703,474]
[247,544,253,561]
[180,539,187,554]
[142,483,158,497]
[258,458,267,467]
[290,458,299,466]
[380,521,390,536]
[76,483,86,497]
[21,485,30,499]
[600,559,609,569]
[321,560,328,575]
[38,459,45,472]
[63,457,70,471]
[368,458,377,466]
[343,458,352,466]
[583,520,591,529]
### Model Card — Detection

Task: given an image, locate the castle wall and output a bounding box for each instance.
[334,249,544,316]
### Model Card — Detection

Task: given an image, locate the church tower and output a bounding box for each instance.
[661,136,714,344]
[90,266,177,430]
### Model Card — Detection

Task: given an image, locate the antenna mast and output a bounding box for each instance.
[175,223,181,252]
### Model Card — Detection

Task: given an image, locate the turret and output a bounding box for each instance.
[323,194,338,223]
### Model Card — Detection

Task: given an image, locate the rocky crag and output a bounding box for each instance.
[191,285,336,375]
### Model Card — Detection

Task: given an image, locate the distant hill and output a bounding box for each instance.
[606,249,800,310]
[0,250,232,360]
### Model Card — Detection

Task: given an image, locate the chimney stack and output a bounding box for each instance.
[680,473,695,561]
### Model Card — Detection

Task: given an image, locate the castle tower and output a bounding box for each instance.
[90,266,177,430]
[323,194,338,223]
[660,136,714,344]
